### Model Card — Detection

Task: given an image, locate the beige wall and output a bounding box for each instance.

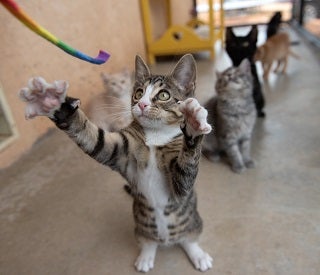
[149,0,191,39]
[0,0,146,168]
[0,0,192,168]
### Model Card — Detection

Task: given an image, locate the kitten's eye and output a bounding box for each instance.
[133,89,144,100]
[157,90,170,101]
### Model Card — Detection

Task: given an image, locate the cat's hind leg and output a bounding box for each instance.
[225,143,245,173]
[273,60,282,73]
[240,138,255,169]
[263,63,272,80]
[281,56,288,74]
[181,241,213,272]
[135,240,158,272]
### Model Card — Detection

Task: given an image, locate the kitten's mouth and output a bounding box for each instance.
[138,110,148,118]
[136,111,151,120]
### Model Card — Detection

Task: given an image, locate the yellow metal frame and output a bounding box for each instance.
[140,0,225,64]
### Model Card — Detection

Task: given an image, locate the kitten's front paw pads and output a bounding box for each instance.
[19,77,69,119]
[191,252,213,272]
[135,254,155,272]
[179,98,212,137]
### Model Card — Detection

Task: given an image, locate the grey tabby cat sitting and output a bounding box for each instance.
[202,59,256,173]
[19,54,213,272]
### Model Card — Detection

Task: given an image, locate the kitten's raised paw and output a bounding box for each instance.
[179,98,212,138]
[19,77,69,119]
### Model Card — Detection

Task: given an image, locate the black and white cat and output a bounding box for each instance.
[225,25,265,118]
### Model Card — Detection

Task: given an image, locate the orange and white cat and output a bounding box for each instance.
[254,32,299,79]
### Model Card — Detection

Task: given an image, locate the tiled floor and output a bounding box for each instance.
[0,26,319,275]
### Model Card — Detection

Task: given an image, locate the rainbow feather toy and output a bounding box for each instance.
[0,0,110,64]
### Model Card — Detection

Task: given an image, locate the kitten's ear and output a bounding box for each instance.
[226,27,235,41]
[239,59,251,74]
[273,11,282,21]
[101,72,110,84]
[248,25,258,43]
[170,54,196,97]
[135,55,150,83]
[122,68,130,77]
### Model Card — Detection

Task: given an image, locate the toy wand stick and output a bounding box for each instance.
[0,0,110,65]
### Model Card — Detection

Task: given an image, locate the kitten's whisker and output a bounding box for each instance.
[105,115,133,124]
[94,106,131,112]
[104,113,132,119]
[101,111,132,119]
[94,103,130,108]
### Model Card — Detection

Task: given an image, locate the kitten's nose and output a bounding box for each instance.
[138,102,148,111]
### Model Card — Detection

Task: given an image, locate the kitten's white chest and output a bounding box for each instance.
[137,146,170,239]
[137,147,169,207]
[145,125,181,147]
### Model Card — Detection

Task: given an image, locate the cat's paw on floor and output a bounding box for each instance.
[191,252,213,272]
[181,242,213,272]
[134,253,155,272]
[245,159,256,169]
[19,77,69,119]
[179,98,212,138]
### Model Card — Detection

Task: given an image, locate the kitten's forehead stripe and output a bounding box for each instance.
[149,76,165,86]
[145,84,154,98]
[144,78,166,100]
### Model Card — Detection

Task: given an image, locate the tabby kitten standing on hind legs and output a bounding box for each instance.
[19,54,213,272]
[226,25,266,117]
[202,59,257,173]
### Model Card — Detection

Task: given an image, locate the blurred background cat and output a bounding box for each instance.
[267,11,282,39]
[86,69,133,132]
[225,25,266,117]
[254,32,299,79]
[202,59,256,173]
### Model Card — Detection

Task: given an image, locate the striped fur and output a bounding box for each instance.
[203,59,257,173]
[20,54,213,272]
[53,55,204,245]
